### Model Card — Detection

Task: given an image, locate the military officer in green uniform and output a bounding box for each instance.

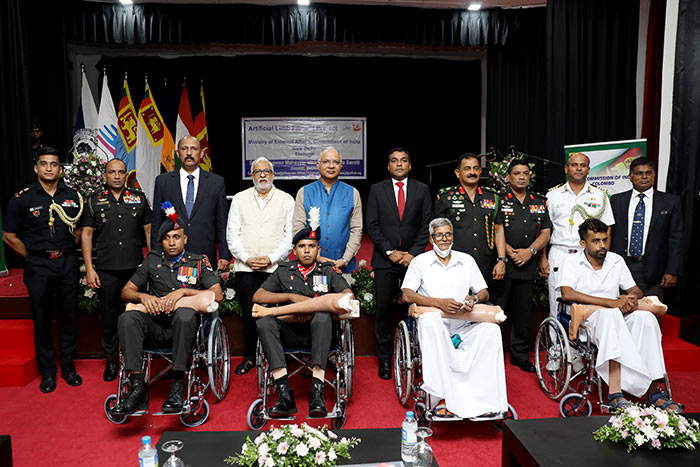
[80,159,152,381]
[434,153,506,285]
[492,159,552,373]
[111,203,223,416]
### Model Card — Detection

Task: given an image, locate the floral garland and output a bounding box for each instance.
[351,260,376,316]
[225,423,360,467]
[63,152,107,198]
[218,264,243,316]
[593,404,700,452]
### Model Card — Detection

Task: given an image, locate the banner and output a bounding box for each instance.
[241,118,367,180]
[0,205,7,276]
[564,139,647,195]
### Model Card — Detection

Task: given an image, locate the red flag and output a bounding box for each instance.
[192,82,212,171]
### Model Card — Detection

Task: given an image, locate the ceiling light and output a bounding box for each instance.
[468,3,482,11]
[119,0,134,5]
[298,0,310,6]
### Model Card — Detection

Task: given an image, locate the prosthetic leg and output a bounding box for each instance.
[408,303,507,323]
[252,293,360,320]
[126,290,219,314]
[568,296,667,340]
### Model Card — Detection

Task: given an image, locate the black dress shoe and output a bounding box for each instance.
[62,369,83,386]
[235,359,255,375]
[270,380,297,417]
[308,378,327,417]
[103,360,118,382]
[161,379,185,413]
[378,361,392,380]
[40,375,56,393]
[111,373,148,415]
[511,359,536,373]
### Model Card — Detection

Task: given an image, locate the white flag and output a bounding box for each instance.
[74,68,98,131]
[95,73,120,162]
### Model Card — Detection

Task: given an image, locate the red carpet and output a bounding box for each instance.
[0,356,698,467]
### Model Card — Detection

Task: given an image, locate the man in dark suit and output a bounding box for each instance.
[610,157,683,298]
[366,148,432,379]
[151,136,231,270]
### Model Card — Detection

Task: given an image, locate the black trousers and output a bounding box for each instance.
[492,277,534,363]
[625,258,664,299]
[234,271,270,360]
[117,308,198,371]
[256,313,333,371]
[23,252,78,377]
[97,269,135,362]
[373,266,407,364]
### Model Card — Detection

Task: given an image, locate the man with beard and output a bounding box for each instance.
[434,153,506,286]
[226,157,294,375]
[558,218,683,413]
[151,136,231,271]
[80,158,152,381]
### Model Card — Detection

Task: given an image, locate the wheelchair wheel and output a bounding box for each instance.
[255,340,268,396]
[534,317,572,400]
[247,398,267,431]
[179,397,210,427]
[104,394,128,424]
[414,402,431,428]
[207,318,230,401]
[559,393,592,417]
[331,401,347,430]
[393,320,413,405]
[342,320,355,400]
[491,403,518,432]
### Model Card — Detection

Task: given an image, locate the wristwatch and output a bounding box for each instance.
[529,247,537,255]
[386,250,394,256]
[497,257,508,263]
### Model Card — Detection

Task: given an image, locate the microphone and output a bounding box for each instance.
[509,145,517,159]
[483,146,498,162]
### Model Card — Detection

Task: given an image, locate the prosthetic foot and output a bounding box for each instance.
[111,373,148,416]
[335,293,360,319]
[308,378,327,417]
[569,304,587,341]
[269,379,297,417]
[639,296,667,317]
[161,378,185,413]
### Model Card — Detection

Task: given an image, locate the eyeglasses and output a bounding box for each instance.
[432,233,453,240]
[319,159,341,166]
[252,169,273,176]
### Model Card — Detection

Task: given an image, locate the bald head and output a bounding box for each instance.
[104,158,127,191]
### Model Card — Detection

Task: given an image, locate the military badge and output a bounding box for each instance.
[480,199,496,210]
[177,266,199,286]
[61,199,78,208]
[123,194,141,204]
[529,205,546,214]
[312,275,329,293]
[29,206,42,217]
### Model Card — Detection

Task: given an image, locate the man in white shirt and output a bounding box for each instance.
[226,157,294,375]
[401,218,508,419]
[558,218,683,412]
[540,152,615,317]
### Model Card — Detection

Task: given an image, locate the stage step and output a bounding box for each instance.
[661,314,700,371]
[0,320,38,386]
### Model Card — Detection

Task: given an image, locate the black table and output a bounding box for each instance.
[502,414,700,466]
[157,428,436,466]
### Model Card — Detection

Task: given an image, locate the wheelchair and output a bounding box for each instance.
[534,299,673,417]
[104,310,230,427]
[393,316,518,431]
[246,318,355,431]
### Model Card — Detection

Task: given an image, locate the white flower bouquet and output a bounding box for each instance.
[593,404,700,452]
[225,423,360,466]
[63,152,107,198]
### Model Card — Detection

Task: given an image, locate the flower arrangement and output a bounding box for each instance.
[218,264,243,316]
[488,154,536,192]
[351,260,376,316]
[64,152,107,198]
[593,404,700,452]
[225,423,360,467]
[78,264,100,314]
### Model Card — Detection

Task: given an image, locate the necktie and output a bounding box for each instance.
[185,174,195,217]
[628,193,645,257]
[396,181,405,220]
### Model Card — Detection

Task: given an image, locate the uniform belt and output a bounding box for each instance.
[28,248,73,260]
[553,245,579,254]
[628,255,644,262]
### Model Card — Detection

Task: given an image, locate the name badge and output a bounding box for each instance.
[312,275,329,293]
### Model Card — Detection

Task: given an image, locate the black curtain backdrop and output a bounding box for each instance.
[545,0,639,188]
[669,0,700,314]
[486,8,547,193]
[96,54,482,204]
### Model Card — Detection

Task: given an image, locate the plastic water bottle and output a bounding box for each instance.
[139,435,159,467]
[401,411,418,464]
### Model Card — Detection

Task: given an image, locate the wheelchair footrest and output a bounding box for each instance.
[153,409,188,416]
[306,411,342,420]
[265,415,296,421]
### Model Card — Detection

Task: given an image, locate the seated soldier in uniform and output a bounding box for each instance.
[111,202,223,416]
[253,212,354,418]
[558,218,683,413]
[401,217,509,419]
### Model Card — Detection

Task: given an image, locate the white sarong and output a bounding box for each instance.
[417,312,508,418]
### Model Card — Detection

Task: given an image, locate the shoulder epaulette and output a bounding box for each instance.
[481,186,496,193]
[437,186,459,196]
[14,187,29,197]
[87,189,105,199]
[548,183,563,192]
[589,183,609,195]
[531,191,546,199]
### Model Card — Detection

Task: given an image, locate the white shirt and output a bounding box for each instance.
[558,251,636,300]
[179,167,201,207]
[402,249,488,334]
[392,177,408,207]
[227,185,295,266]
[546,182,615,249]
[626,187,653,256]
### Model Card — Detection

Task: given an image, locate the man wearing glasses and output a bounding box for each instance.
[293,147,363,278]
[226,157,294,375]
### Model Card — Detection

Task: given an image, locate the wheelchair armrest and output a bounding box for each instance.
[556,297,575,306]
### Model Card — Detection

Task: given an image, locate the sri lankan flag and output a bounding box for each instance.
[192,82,212,171]
[117,78,138,185]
